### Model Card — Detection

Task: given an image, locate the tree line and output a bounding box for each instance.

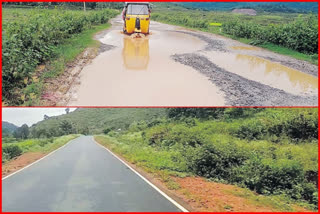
[2,2,124,10]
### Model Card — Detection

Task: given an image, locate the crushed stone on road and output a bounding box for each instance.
[172,53,317,106]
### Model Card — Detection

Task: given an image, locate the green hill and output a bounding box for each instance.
[2,121,18,136]
[30,108,166,136]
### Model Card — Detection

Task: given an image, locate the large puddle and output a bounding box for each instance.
[202,52,318,96]
[68,28,225,106]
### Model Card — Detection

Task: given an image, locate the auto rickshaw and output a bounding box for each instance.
[122,2,151,35]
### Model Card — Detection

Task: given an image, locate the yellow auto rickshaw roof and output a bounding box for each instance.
[125,2,150,7]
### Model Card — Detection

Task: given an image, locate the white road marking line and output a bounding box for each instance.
[2,137,78,180]
[93,137,189,212]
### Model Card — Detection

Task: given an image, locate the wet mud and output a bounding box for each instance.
[67,19,226,106]
[172,53,317,106]
[61,16,318,106]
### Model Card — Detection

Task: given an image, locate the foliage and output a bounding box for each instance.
[2,121,18,136]
[30,108,166,135]
[167,108,225,120]
[2,134,80,163]
[59,120,75,135]
[2,144,22,161]
[2,8,118,105]
[3,2,124,10]
[234,109,318,141]
[151,9,318,55]
[173,2,318,13]
[223,15,318,54]
[13,124,30,139]
[95,108,318,208]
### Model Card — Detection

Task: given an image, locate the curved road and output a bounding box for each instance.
[2,136,183,212]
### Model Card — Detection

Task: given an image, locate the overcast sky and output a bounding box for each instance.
[2,108,76,127]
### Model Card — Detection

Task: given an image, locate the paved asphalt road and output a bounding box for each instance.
[2,136,183,212]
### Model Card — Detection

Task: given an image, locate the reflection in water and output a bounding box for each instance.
[122,37,149,70]
[231,46,260,51]
[236,54,318,92]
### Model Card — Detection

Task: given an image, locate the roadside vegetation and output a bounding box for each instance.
[151,6,318,65]
[94,108,318,211]
[3,108,317,210]
[29,108,166,136]
[2,135,80,163]
[2,5,118,105]
[2,109,83,164]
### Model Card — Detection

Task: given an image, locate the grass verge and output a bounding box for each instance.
[2,135,81,177]
[2,134,81,162]
[23,23,112,106]
[94,134,314,212]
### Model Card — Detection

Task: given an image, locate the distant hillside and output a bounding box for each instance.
[2,121,18,134]
[30,108,166,135]
[175,2,318,13]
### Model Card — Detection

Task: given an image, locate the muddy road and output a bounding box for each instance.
[61,16,317,106]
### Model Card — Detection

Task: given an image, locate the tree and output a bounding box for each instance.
[80,126,90,135]
[59,120,74,135]
[167,108,225,119]
[13,124,29,139]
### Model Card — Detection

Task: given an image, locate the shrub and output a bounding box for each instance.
[285,112,318,140]
[187,143,248,180]
[223,15,318,54]
[2,144,23,159]
[103,128,112,134]
[235,119,267,140]
[2,152,11,163]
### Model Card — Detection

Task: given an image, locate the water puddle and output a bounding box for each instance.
[69,26,225,106]
[203,52,318,95]
[231,46,260,51]
[122,37,149,70]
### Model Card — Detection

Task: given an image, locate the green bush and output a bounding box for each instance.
[223,15,318,54]
[235,119,268,140]
[2,152,11,163]
[258,159,304,195]
[187,143,248,180]
[103,128,112,134]
[285,112,318,140]
[234,109,318,142]
[2,144,23,159]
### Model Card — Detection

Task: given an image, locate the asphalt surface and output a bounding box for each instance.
[2,136,183,212]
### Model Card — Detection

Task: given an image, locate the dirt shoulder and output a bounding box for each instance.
[173,177,311,212]
[94,137,312,212]
[2,152,45,178]
[40,23,116,106]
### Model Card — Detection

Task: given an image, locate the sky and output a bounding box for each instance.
[2,108,76,127]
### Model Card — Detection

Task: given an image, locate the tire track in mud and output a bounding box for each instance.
[171,53,317,106]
